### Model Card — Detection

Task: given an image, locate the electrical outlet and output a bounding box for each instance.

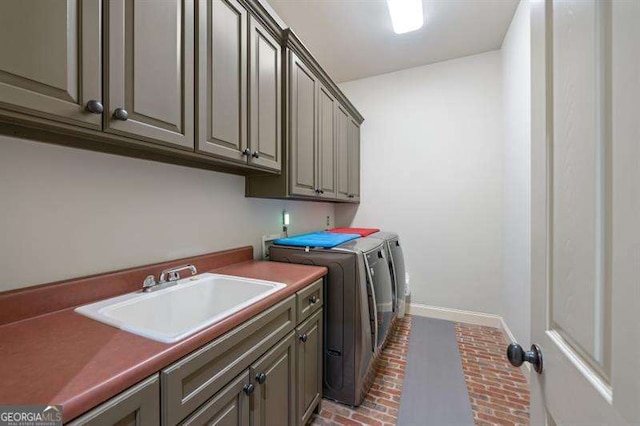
[326,215,331,227]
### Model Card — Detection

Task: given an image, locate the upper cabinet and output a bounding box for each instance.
[0,0,102,129]
[105,0,194,149]
[248,15,282,171]
[0,0,360,188]
[289,51,319,197]
[196,0,248,161]
[246,30,363,203]
[196,0,281,172]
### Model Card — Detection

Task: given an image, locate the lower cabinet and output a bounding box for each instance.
[296,310,323,425]
[67,281,324,426]
[181,371,251,426]
[67,375,160,426]
[250,332,296,426]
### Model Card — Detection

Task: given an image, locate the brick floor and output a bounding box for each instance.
[310,316,530,426]
[455,323,530,426]
[311,315,411,426]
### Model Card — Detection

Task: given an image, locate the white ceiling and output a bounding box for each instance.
[268,0,519,83]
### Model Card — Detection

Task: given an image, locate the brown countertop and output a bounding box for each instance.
[0,257,326,422]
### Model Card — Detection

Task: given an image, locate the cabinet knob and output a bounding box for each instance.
[314,188,320,194]
[299,333,308,343]
[243,383,255,395]
[309,295,318,304]
[113,108,129,121]
[85,100,103,114]
[319,189,324,194]
[242,148,252,157]
[348,194,354,198]
[256,372,267,384]
[251,151,260,158]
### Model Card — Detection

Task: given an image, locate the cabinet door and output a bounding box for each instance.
[0,0,101,129]
[335,105,351,200]
[348,119,361,202]
[248,16,282,172]
[68,375,159,426]
[296,309,323,425]
[181,371,250,426]
[317,84,337,199]
[250,332,296,426]
[289,52,318,197]
[105,0,194,149]
[196,0,248,162]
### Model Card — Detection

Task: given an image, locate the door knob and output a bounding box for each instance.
[113,108,128,121]
[243,383,255,395]
[507,343,543,374]
[251,151,260,158]
[85,100,103,114]
[256,372,267,384]
[299,333,308,343]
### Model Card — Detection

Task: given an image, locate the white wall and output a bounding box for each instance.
[0,137,334,292]
[336,51,505,316]
[501,0,531,344]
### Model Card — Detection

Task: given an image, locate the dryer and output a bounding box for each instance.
[269,237,395,406]
[370,231,408,318]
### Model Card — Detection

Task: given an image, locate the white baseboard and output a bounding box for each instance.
[407,303,532,380]
[407,303,503,328]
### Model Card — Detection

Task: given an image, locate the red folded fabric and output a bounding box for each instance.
[328,227,380,237]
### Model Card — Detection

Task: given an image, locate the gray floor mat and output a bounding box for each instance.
[397,316,474,426]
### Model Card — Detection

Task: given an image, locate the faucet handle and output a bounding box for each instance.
[142,275,157,289]
[167,271,181,281]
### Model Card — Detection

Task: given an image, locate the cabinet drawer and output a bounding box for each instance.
[161,296,296,426]
[68,374,159,426]
[296,279,323,324]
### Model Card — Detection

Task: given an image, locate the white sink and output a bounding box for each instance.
[74,273,286,343]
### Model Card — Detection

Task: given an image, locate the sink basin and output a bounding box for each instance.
[74,273,286,343]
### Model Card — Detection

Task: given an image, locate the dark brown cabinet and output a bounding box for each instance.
[250,332,296,426]
[67,375,160,426]
[196,0,248,162]
[348,118,361,202]
[68,280,324,426]
[289,51,319,197]
[105,0,195,149]
[0,0,102,130]
[248,15,282,172]
[318,84,337,199]
[181,371,251,426]
[245,30,363,203]
[296,309,323,425]
[336,104,351,201]
[196,1,281,172]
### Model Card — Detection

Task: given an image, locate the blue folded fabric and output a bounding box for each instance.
[273,231,360,248]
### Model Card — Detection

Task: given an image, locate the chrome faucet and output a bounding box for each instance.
[142,264,198,292]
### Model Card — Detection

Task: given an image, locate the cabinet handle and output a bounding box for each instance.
[243,383,255,395]
[113,108,128,121]
[85,100,103,114]
[348,194,354,198]
[299,333,308,343]
[309,295,318,304]
[256,372,267,384]
[251,151,260,158]
[242,148,251,157]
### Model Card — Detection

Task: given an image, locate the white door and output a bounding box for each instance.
[529,0,640,424]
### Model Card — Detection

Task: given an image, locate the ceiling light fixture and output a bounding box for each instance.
[386,0,424,34]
